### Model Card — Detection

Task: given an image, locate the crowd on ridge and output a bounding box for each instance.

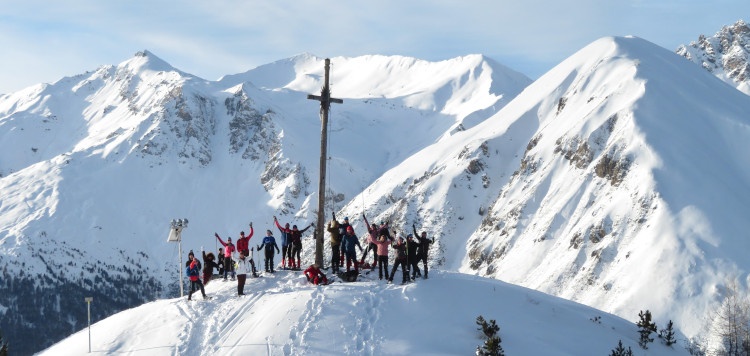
[183,212,435,300]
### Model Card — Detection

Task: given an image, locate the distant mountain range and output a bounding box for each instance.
[2,20,750,355]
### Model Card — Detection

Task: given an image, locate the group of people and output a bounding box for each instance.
[183,212,436,300]
[327,212,435,284]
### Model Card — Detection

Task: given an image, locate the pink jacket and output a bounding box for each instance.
[373,238,389,256]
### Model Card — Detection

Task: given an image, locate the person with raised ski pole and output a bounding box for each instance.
[413,223,435,279]
[257,229,281,273]
[236,223,258,277]
[290,222,314,270]
[273,216,293,270]
[215,233,236,280]
[327,213,343,273]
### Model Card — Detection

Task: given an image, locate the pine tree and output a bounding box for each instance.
[610,340,633,356]
[659,319,677,346]
[636,310,658,349]
[0,330,8,356]
[475,315,504,356]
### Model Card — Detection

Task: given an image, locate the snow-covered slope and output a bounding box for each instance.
[0,51,530,355]
[40,271,688,356]
[677,19,750,94]
[335,35,750,340]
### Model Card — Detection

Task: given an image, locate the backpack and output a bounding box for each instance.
[337,270,358,282]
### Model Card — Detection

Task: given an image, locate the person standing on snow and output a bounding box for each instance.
[201,247,221,285]
[290,223,313,270]
[217,247,225,276]
[186,251,209,300]
[215,233,236,280]
[274,216,294,270]
[373,234,391,281]
[338,214,352,263]
[257,229,281,273]
[304,264,329,285]
[236,224,258,276]
[235,251,253,295]
[327,214,343,273]
[342,226,363,273]
[389,236,409,284]
[361,213,381,269]
[413,224,435,279]
[406,234,422,280]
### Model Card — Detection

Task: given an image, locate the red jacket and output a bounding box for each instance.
[304,265,324,279]
[237,226,253,252]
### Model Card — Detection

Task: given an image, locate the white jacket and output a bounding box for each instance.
[236,257,252,275]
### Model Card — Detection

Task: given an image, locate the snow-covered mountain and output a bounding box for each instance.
[40,270,689,355]
[334,35,750,342]
[0,50,530,355]
[677,19,750,94]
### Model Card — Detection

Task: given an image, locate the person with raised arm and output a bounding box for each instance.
[273,216,293,270]
[215,233,236,281]
[257,229,281,273]
[290,222,314,270]
[413,223,435,279]
[327,213,343,273]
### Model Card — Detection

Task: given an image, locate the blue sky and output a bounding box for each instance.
[1,0,749,94]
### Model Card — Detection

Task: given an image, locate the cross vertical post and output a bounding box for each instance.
[307,58,343,267]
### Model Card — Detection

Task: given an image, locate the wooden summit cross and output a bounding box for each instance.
[307,58,343,267]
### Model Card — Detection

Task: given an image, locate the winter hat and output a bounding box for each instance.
[344,217,349,221]
[293,225,298,229]
[407,234,413,239]
[241,231,245,236]
[346,226,354,233]
[188,250,194,257]
[228,237,232,241]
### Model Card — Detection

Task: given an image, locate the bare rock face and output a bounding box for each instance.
[677,20,750,93]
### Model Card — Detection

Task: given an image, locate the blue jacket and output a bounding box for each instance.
[259,235,280,254]
[342,233,362,254]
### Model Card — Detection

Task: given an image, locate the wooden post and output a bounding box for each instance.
[307,58,343,267]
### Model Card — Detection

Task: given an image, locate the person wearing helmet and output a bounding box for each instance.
[215,233,236,280]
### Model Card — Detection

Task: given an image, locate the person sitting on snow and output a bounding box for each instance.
[304,264,328,285]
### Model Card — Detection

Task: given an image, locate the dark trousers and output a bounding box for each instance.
[264,251,275,272]
[188,279,206,299]
[420,253,429,277]
[331,244,341,272]
[409,257,421,279]
[237,274,247,295]
[369,243,377,264]
[291,243,302,268]
[377,255,389,280]
[390,259,408,283]
[223,257,235,279]
[282,245,293,267]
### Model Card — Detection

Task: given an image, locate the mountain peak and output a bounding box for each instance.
[676,19,750,94]
[119,49,184,76]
